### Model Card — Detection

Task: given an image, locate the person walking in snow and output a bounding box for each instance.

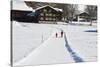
[61,30,63,38]
[55,32,58,38]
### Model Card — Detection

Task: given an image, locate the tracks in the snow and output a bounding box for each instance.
[53,26,84,62]
[63,32,84,62]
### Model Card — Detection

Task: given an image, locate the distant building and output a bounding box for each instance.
[35,5,63,23]
[76,12,90,22]
[11,1,38,23]
[11,1,63,23]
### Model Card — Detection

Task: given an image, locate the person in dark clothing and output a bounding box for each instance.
[55,32,58,38]
[61,30,63,38]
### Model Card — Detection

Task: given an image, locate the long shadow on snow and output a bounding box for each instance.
[63,31,84,63]
[51,27,84,62]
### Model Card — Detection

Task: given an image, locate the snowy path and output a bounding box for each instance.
[13,22,54,63]
[14,28,75,66]
[14,26,84,66]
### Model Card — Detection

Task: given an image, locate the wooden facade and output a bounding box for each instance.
[36,5,62,22]
[11,10,38,23]
[11,5,63,23]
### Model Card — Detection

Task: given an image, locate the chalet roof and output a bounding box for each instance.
[12,0,33,11]
[78,12,89,16]
[36,5,63,12]
[12,1,62,12]
[54,8,63,12]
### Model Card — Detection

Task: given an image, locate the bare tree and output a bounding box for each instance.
[85,5,97,26]
[67,4,78,23]
[55,4,78,23]
[54,4,69,22]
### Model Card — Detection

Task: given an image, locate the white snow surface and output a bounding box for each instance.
[12,0,33,11]
[54,24,97,62]
[12,21,97,66]
[35,5,63,12]
[14,31,74,66]
[12,21,54,63]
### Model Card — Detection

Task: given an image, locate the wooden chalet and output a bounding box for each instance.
[11,1,63,23]
[35,5,63,23]
[77,12,90,22]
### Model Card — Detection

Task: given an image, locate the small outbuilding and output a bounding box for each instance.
[11,1,38,23]
[76,12,90,22]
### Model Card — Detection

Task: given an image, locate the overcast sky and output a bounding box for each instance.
[78,5,86,12]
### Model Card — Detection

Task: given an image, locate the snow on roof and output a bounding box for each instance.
[77,12,89,16]
[35,5,49,10]
[36,5,63,12]
[54,8,63,12]
[12,0,33,11]
[12,1,62,12]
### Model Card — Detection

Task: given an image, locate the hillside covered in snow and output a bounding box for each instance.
[12,21,97,66]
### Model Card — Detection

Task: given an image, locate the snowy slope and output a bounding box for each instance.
[13,21,97,66]
[54,24,97,62]
[12,21,54,63]
[14,29,74,66]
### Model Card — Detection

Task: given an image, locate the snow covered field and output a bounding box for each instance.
[54,24,97,62]
[12,21,54,63]
[12,21,97,66]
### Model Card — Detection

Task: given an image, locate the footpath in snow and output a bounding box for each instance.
[13,21,97,66]
[13,21,54,63]
[14,26,84,66]
[14,28,74,66]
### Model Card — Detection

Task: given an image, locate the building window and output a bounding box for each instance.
[53,14,56,17]
[46,13,49,16]
[40,13,44,16]
[46,18,49,20]
[49,10,51,12]
[45,14,52,16]
[49,14,52,16]
[44,9,47,12]
[53,18,56,21]
[49,18,52,20]
[40,17,44,20]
